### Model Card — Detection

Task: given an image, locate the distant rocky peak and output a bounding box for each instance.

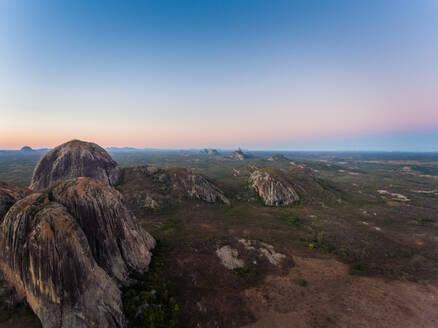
[20,146,34,152]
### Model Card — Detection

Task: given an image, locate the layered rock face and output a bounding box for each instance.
[0,177,155,328]
[249,169,300,206]
[0,181,32,219]
[30,139,121,190]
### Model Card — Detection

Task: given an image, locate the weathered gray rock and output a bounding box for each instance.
[249,167,337,206]
[230,148,250,160]
[216,238,290,270]
[249,169,300,206]
[208,149,219,156]
[165,168,230,204]
[267,154,288,161]
[49,177,155,281]
[0,177,155,328]
[30,139,122,190]
[143,194,161,209]
[0,181,32,220]
[216,246,245,270]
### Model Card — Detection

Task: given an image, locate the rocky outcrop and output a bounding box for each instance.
[20,146,34,152]
[120,166,230,208]
[268,154,288,161]
[0,181,32,220]
[165,168,230,204]
[200,148,219,156]
[249,169,300,206]
[230,148,250,160]
[49,178,155,280]
[29,139,121,191]
[216,246,245,270]
[208,149,219,156]
[249,168,337,206]
[0,177,155,328]
[216,238,291,270]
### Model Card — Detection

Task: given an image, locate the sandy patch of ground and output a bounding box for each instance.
[242,256,438,328]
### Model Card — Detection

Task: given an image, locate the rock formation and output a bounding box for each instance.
[49,178,155,280]
[0,177,155,328]
[200,148,219,156]
[249,167,336,206]
[249,169,300,206]
[29,139,121,190]
[216,238,291,270]
[166,168,230,204]
[0,181,32,219]
[121,166,230,208]
[208,149,219,156]
[267,154,288,161]
[20,146,34,152]
[229,148,251,160]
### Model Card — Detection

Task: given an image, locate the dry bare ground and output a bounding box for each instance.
[243,256,438,328]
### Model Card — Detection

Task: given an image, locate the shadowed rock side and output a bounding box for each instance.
[0,181,32,219]
[249,167,336,206]
[30,139,122,191]
[0,178,155,328]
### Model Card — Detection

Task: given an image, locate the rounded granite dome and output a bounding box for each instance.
[29,139,122,190]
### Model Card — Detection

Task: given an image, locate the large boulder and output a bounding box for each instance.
[0,181,32,220]
[29,139,122,190]
[0,178,155,328]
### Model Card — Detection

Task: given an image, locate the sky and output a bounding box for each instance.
[0,0,437,151]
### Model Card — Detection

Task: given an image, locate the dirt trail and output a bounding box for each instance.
[243,256,438,328]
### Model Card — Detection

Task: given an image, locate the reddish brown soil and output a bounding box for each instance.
[243,256,438,328]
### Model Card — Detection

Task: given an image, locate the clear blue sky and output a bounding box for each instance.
[1,0,437,150]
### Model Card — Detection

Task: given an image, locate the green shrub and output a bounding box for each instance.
[349,262,365,275]
[0,308,11,323]
[287,216,301,225]
[297,278,307,287]
[414,217,436,226]
[307,232,335,253]
[232,267,255,279]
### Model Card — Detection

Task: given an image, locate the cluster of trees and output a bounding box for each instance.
[122,241,180,328]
